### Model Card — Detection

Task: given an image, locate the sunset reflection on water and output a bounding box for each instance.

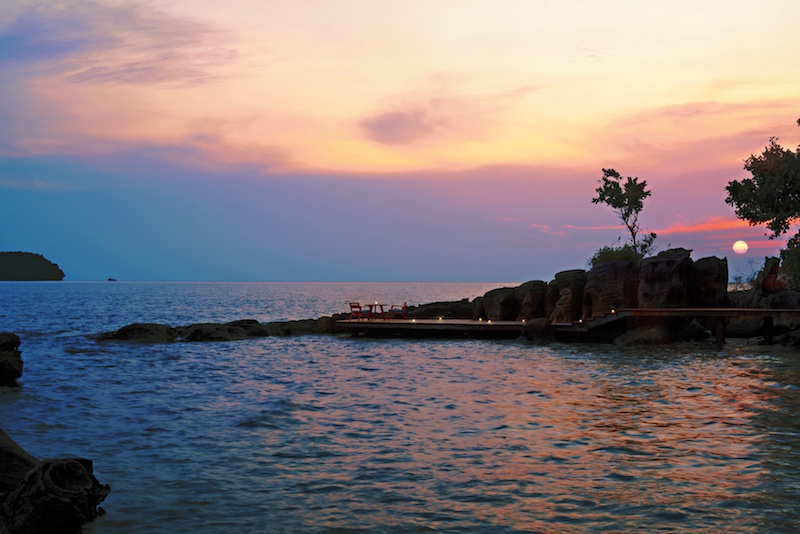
[218,339,792,532]
[3,281,798,532]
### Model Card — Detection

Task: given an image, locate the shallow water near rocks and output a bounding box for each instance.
[1,282,799,533]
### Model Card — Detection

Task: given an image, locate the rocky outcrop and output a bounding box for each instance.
[97,250,781,345]
[581,260,636,319]
[727,257,800,337]
[638,248,693,308]
[546,270,586,323]
[515,281,548,321]
[0,252,65,281]
[474,288,519,321]
[0,333,23,387]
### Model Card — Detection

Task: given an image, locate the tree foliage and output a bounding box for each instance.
[592,168,656,252]
[725,122,800,249]
[588,242,651,270]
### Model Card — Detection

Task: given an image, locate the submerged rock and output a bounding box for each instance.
[97,323,177,343]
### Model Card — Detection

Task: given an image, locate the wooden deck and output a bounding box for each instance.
[336,319,525,339]
[338,308,800,343]
[552,308,800,343]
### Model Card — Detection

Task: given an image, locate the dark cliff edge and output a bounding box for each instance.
[0,252,65,281]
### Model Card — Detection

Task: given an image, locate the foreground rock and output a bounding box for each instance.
[0,429,109,534]
[0,332,23,386]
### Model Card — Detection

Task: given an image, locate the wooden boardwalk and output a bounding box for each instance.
[336,318,524,339]
[339,307,800,343]
[552,308,800,343]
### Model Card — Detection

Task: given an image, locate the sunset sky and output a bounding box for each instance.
[2,0,799,281]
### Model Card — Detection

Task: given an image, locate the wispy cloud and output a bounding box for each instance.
[530,222,565,237]
[0,1,239,87]
[359,81,537,147]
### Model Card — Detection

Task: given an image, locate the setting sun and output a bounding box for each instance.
[732,240,749,254]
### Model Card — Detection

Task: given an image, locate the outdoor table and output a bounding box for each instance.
[367,303,388,320]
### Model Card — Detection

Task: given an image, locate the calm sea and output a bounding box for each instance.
[1,281,799,533]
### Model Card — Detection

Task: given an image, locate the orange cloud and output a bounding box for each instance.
[655,216,753,236]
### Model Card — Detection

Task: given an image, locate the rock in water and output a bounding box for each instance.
[0,333,23,387]
[0,458,110,534]
[96,323,177,343]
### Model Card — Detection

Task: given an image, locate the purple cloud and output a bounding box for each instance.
[0,1,239,86]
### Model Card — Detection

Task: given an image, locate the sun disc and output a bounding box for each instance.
[732,240,748,254]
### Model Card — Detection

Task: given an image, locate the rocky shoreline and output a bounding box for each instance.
[96,249,800,346]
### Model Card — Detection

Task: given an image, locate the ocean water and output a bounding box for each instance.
[1,281,799,533]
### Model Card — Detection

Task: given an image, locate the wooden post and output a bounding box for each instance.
[764,316,774,344]
[715,316,726,344]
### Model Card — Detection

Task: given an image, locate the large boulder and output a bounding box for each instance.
[581,260,636,319]
[0,333,20,352]
[638,248,693,308]
[477,287,519,321]
[614,325,672,345]
[546,270,586,322]
[689,256,728,307]
[516,281,548,321]
[520,317,552,341]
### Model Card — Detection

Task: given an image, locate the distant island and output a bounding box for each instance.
[0,252,65,281]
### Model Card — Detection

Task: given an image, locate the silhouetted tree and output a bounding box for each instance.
[727,118,800,289]
[725,120,800,249]
[592,168,656,253]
